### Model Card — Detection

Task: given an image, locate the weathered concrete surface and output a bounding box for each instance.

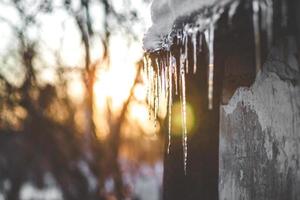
[219,38,300,200]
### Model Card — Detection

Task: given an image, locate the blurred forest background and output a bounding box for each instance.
[0,0,167,199]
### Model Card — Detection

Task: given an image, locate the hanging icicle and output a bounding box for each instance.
[266,0,273,49]
[228,1,239,25]
[184,29,189,74]
[167,55,174,154]
[173,55,178,96]
[179,49,188,174]
[263,0,273,50]
[205,22,215,110]
[281,0,288,28]
[192,32,197,74]
[252,0,261,73]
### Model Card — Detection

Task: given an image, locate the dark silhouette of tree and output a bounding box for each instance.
[0,0,152,199]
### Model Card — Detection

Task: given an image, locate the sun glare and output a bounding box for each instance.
[93,65,137,112]
[91,33,159,139]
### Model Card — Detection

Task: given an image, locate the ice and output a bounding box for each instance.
[228,1,239,25]
[167,57,173,154]
[178,46,188,173]
[252,0,261,73]
[184,30,189,74]
[205,22,215,110]
[261,0,273,49]
[173,54,178,95]
[180,63,188,174]
[192,32,197,74]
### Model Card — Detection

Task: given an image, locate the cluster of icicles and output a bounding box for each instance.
[143,0,275,174]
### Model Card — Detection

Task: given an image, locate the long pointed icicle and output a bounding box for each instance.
[147,58,154,120]
[266,0,273,50]
[184,31,189,74]
[164,62,168,100]
[167,56,173,154]
[182,70,188,175]
[199,33,202,52]
[154,73,157,122]
[173,56,178,95]
[192,32,197,74]
[281,0,288,27]
[146,56,151,119]
[161,64,166,100]
[205,22,215,110]
[156,65,160,125]
[228,1,239,25]
[180,52,188,174]
[252,0,261,73]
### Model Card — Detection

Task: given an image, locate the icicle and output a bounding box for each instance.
[151,65,155,120]
[156,63,160,123]
[160,63,163,98]
[165,59,169,99]
[260,0,273,50]
[184,30,189,74]
[163,56,166,98]
[147,58,153,120]
[228,1,239,25]
[151,57,159,126]
[143,56,147,76]
[153,73,157,123]
[177,30,181,46]
[167,58,173,154]
[192,32,197,74]
[173,56,178,95]
[146,56,151,119]
[160,64,164,98]
[266,0,273,49]
[252,0,261,73]
[281,0,288,28]
[205,22,215,110]
[199,33,202,52]
[180,53,188,175]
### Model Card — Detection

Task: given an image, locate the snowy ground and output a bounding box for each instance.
[0,160,163,200]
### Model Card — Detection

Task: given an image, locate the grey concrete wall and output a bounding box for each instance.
[219,37,300,200]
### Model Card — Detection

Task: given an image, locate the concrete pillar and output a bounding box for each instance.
[219,37,300,200]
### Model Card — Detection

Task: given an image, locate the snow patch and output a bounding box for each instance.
[19,183,63,200]
[19,173,63,200]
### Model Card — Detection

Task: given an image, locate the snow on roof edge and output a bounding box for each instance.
[143,0,238,53]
